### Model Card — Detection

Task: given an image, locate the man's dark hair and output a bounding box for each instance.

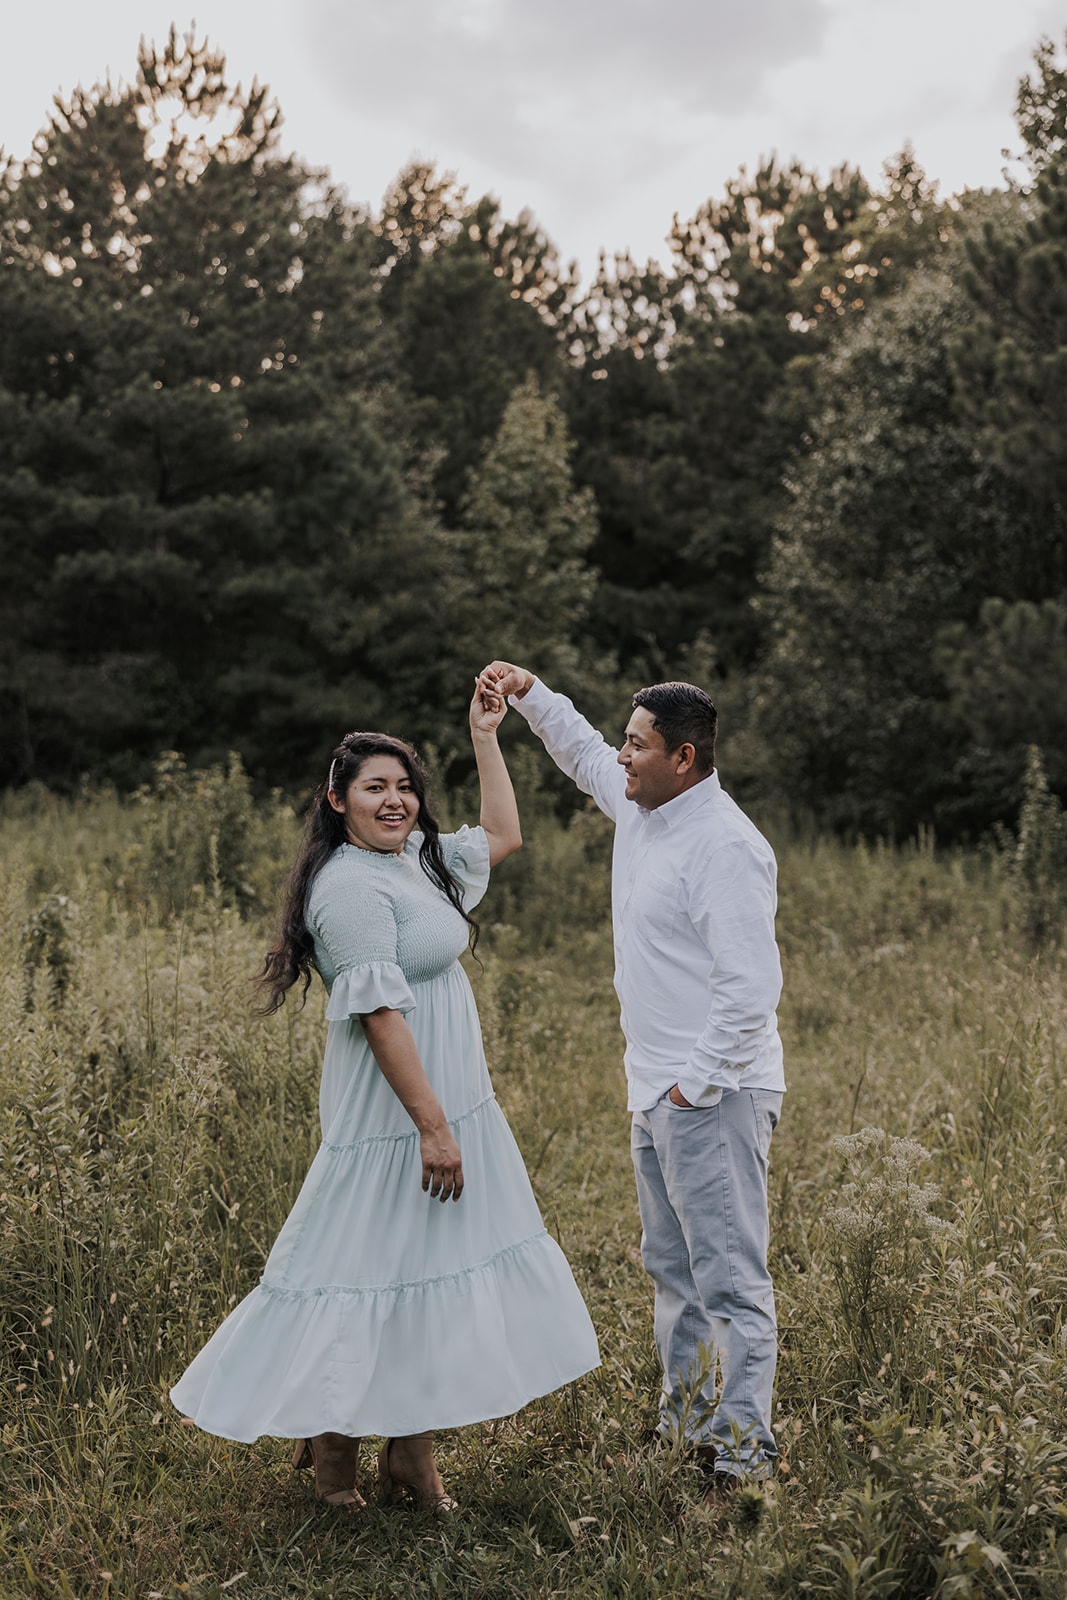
[632,682,717,775]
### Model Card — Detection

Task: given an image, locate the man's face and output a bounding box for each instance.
[618,708,687,809]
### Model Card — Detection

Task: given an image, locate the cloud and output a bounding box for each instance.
[306,0,831,188]
[293,0,1053,274]
[2,0,1056,282]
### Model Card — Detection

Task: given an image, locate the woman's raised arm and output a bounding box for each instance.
[470,673,522,867]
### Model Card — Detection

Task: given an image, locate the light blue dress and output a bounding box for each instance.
[170,826,599,1442]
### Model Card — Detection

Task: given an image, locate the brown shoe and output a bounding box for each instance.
[694,1471,742,1516]
[641,1432,718,1471]
[292,1433,366,1511]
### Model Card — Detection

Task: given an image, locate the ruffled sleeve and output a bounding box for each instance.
[439,824,491,911]
[324,961,415,1021]
[307,853,417,1019]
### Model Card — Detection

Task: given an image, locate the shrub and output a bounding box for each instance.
[123,750,298,918]
[824,1129,957,1383]
[1006,745,1067,945]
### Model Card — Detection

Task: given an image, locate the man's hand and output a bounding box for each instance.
[482,660,534,700]
[668,1084,694,1108]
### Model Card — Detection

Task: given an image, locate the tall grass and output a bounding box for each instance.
[1,770,1065,1598]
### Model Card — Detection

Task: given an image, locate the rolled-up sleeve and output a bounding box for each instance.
[675,840,783,1103]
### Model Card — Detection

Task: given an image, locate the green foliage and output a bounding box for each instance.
[450,375,601,699]
[754,264,1046,837]
[125,749,297,918]
[563,153,948,679]
[0,31,453,791]
[1,23,1066,849]
[950,32,1067,600]
[1015,31,1067,180]
[19,892,74,1010]
[671,158,875,327]
[375,163,567,523]
[3,779,1067,1595]
[750,37,1067,839]
[475,800,615,961]
[939,597,1067,820]
[824,1129,955,1381]
[1004,746,1067,945]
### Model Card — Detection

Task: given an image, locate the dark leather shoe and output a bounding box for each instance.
[697,1471,742,1514]
[642,1430,718,1462]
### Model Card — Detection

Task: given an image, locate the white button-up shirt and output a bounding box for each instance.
[514,678,786,1113]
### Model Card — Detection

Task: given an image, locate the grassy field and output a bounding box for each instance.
[2,763,1066,1598]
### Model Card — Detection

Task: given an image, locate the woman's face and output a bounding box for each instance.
[329,755,420,855]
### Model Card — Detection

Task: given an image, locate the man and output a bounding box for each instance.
[482,662,785,1497]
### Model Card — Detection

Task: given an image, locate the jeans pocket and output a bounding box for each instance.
[663,1086,721,1112]
[661,1087,693,1112]
[750,1092,781,1157]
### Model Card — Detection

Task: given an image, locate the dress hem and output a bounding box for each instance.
[170,1353,602,1446]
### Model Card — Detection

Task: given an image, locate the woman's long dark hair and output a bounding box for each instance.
[257,732,478,1013]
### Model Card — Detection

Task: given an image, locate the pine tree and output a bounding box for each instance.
[450,375,599,696]
[950,31,1067,599]
[753,265,1039,837]
[375,165,567,524]
[563,155,946,678]
[0,31,448,788]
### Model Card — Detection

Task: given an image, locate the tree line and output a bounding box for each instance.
[1,26,1064,838]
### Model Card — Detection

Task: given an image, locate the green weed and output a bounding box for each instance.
[0,769,1064,1596]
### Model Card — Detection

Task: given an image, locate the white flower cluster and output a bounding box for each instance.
[826,1127,957,1244]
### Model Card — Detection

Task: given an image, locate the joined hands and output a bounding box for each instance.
[470,671,506,736]
[479,661,534,702]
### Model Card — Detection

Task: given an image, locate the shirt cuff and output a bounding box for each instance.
[674,1071,727,1107]
[678,1040,747,1100]
[508,677,550,720]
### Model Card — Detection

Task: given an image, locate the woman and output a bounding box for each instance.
[170,677,599,1511]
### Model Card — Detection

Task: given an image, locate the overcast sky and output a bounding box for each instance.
[2,1,1063,279]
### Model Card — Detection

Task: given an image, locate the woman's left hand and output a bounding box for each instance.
[470,671,507,736]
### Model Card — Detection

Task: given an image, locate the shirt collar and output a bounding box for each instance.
[637,770,720,828]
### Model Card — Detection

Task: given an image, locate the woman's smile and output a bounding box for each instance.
[335,756,420,853]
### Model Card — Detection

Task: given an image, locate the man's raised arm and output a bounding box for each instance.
[482,660,624,823]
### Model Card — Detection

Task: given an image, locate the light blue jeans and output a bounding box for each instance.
[630,1088,782,1478]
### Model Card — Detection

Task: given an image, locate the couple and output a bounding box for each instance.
[170,663,785,1514]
